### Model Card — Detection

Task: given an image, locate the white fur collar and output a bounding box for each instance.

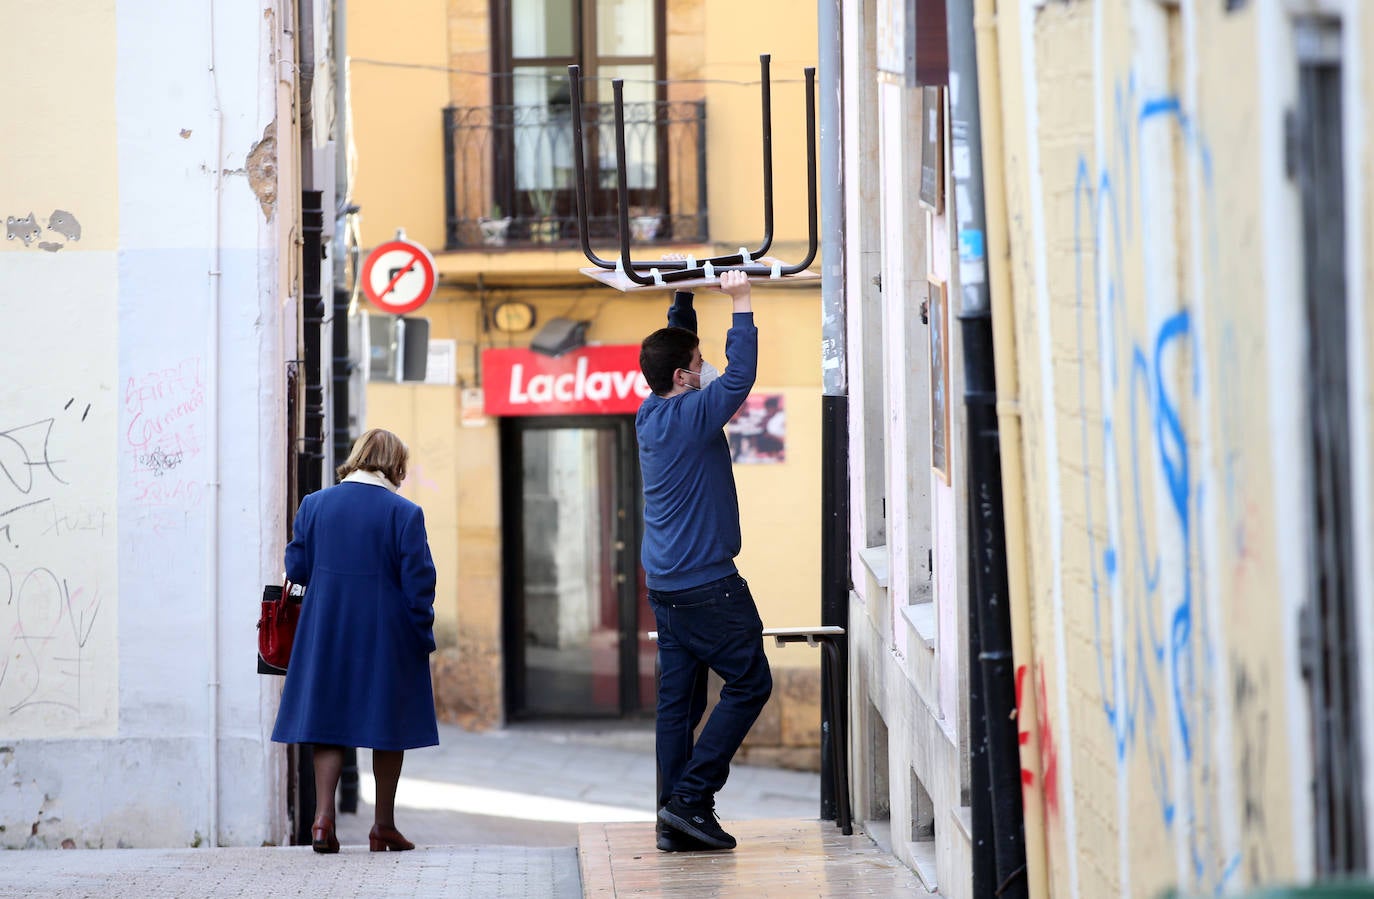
[342,469,399,492]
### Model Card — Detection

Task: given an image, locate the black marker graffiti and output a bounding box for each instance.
[0,401,93,547]
[137,448,184,478]
[0,563,101,715]
[0,419,69,496]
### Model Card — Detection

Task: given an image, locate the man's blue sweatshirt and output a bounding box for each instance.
[636,310,757,591]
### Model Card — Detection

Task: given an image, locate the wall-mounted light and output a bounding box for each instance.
[530,317,589,357]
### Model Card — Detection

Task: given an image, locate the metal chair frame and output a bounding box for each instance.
[569,55,818,289]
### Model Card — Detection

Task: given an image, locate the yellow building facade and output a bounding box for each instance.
[983,1,1374,894]
[347,0,825,767]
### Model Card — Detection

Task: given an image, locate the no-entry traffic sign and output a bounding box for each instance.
[360,235,437,315]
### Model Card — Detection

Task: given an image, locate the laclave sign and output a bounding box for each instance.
[482,346,650,416]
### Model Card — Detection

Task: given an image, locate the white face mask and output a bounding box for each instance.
[685,360,721,390]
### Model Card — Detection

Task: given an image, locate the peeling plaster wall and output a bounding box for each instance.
[993,0,1374,894]
[0,1,291,848]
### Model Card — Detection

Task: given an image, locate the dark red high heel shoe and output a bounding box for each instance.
[311,815,340,854]
[368,823,415,852]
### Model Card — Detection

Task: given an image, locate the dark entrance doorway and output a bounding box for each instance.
[1292,15,1365,875]
[501,416,655,718]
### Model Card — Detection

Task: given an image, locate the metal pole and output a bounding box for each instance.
[817,0,848,824]
[946,0,1025,893]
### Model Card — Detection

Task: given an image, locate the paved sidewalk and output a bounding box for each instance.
[1,721,833,898]
[335,720,822,848]
[2,845,582,898]
[580,819,925,897]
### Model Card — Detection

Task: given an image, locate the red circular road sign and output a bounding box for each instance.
[360,237,437,315]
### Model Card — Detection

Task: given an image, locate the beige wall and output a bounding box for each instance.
[1,3,118,250]
[992,1,1374,894]
[350,0,819,256]
[349,0,451,251]
[700,1,818,253]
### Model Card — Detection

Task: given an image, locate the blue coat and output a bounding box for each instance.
[271,481,439,750]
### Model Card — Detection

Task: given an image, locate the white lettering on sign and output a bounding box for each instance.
[508,356,651,406]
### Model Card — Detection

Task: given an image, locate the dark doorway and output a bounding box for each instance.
[501,416,655,718]
[1292,15,1366,876]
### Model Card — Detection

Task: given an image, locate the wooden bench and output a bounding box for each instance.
[647,626,852,835]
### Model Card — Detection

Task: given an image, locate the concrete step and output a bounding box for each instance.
[578,818,926,896]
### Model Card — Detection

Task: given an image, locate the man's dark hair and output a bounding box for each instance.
[640,327,699,396]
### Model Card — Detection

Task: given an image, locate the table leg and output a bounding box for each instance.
[820,638,852,834]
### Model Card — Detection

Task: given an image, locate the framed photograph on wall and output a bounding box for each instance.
[928,278,951,483]
[919,86,944,213]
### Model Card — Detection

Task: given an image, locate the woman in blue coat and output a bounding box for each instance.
[271,428,439,853]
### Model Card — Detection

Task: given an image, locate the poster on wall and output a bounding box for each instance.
[460,387,487,427]
[425,339,457,386]
[727,394,786,464]
[919,86,944,213]
[928,279,951,483]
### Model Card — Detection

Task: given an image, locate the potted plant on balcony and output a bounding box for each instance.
[478,205,511,247]
[528,189,560,244]
[630,206,662,242]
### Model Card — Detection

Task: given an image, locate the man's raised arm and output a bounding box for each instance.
[667,289,697,333]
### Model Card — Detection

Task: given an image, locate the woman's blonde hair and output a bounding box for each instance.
[336,428,409,485]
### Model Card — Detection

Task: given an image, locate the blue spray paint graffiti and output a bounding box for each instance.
[1073,78,1240,892]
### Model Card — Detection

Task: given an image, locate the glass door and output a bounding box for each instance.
[502,416,652,717]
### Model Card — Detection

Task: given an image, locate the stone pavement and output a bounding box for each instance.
[0,721,923,897]
[2,844,582,898]
[334,719,821,848]
[580,819,925,897]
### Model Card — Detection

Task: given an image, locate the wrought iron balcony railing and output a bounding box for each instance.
[443,100,707,250]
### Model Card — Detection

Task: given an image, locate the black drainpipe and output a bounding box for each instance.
[945,0,1026,894]
[299,190,327,498]
[291,188,328,848]
[331,286,353,468]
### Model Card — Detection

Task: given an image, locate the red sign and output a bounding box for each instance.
[482,345,650,416]
[360,237,437,315]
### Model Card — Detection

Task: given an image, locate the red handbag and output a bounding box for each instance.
[257,581,302,672]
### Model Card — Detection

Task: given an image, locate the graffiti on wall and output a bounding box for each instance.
[125,357,206,534]
[1016,662,1061,825]
[1071,76,1250,892]
[0,398,111,727]
[1232,657,1275,883]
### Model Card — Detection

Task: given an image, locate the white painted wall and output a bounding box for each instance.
[0,0,292,848]
[841,1,974,891]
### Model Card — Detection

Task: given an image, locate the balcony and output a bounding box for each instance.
[443,100,707,251]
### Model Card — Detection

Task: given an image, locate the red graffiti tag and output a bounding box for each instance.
[1036,667,1060,818]
[1015,664,1034,788]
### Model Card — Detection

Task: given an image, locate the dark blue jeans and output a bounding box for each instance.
[650,573,772,808]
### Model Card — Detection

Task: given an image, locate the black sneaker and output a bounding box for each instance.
[657,797,737,850]
[655,824,716,853]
